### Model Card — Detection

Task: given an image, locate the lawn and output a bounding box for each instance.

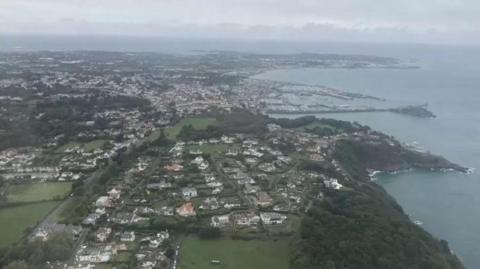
[165,117,216,140]
[6,182,72,203]
[54,141,81,153]
[0,201,60,248]
[83,139,108,152]
[54,140,106,153]
[187,144,233,155]
[180,237,290,269]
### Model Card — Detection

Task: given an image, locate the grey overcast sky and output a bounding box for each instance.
[1,0,479,44]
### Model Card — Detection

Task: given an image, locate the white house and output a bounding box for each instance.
[260,212,287,225]
[108,188,121,200]
[324,178,343,190]
[182,187,198,200]
[95,196,110,208]
[120,231,136,242]
[211,215,230,227]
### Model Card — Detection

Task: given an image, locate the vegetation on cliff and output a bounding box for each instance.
[274,116,465,269]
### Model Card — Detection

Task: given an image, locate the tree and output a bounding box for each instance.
[4,260,30,269]
[177,124,194,141]
[198,227,222,239]
[152,129,171,147]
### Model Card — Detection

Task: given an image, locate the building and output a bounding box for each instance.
[76,245,112,263]
[176,202,196,217]
[146,181,172,190]
[260,212,287,225]
[244,183,260,194]
[120,231,136,242]
[108,188,121,200]
[95,196,111,208]
[232,212,260,226]
[164,163,183,172]
[324,178,343,190]
[200,197,219,210]
[182,187,198,200]
[211,215,230,227]
[96,227,112,242]
[256,192,273,207]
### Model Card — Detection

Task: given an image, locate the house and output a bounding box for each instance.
[211,215,230,227]
[226,149,239,156]
[108,188,121,200]
[310,153,324,161]
[33,230,49,241]
[176,202,196,217]
[211,187,223,195]
[200,197,219,210]
[146,181,172,190]
[205,175,216,182]
[182,187,198,200]
[244,183,260,194]
[221,135,235,144]
[164,163,183,172]
[206,181,222,188]
[189,149,203,155]
[198,162,209,170]
[157,206,174,216]
[256,192,273,207]
[192,156,205,165]
[157,230,170,242]
[260,212,287,225]
[82,213,101,226]
[120,231,136,242]
[31,222,79,242]
[96,227,112,242]
[324,178,343,190]
[76,245,112,263]
[95,196,111,208]
[232,212,260,226]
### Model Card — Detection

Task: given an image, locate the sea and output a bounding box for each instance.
[2,35,480,268]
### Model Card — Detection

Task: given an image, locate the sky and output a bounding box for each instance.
[1,0,479,44]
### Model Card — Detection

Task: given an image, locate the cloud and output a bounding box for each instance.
[1,0,479,44]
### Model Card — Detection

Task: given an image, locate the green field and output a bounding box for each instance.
[187,143,234,154]
[180,237,290,269]
[0,201,60,248]
[55,139,106,153]
[6,182,72,203]
[299,122,337,132]
[54,141,81,153]
[83,139,107,152]
[165,117,216,140]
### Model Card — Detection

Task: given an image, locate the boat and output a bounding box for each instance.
[413,220,423,226]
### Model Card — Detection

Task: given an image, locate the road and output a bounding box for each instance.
[170,240,182,269]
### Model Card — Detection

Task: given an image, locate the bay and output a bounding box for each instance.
[255,48,480,268]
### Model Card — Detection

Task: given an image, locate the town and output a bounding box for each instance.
[0,51,463,269]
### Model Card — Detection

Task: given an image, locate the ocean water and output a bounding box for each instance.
[255,48,480,269]
[2,35,479,268]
